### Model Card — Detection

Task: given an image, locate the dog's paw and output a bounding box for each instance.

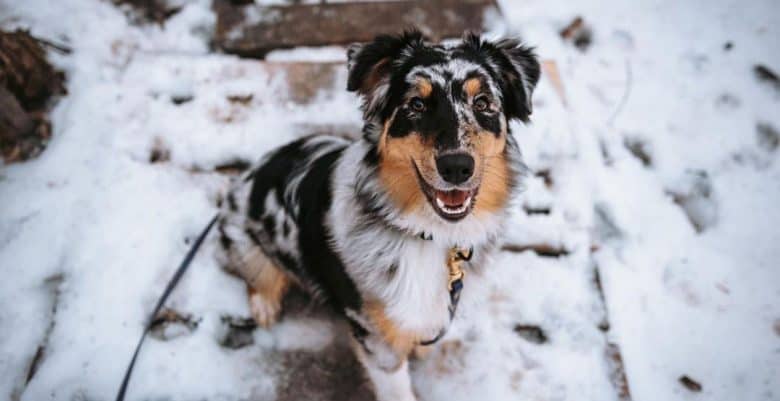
[248,291,281,328]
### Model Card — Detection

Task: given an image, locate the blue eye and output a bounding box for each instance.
[410,97,425,112]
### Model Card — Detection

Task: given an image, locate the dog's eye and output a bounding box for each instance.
[409,97,425,112]
[473,97,490,112]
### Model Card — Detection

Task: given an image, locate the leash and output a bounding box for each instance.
[115,214,219,401]
[116,219,468,398]
[419,245,471,346]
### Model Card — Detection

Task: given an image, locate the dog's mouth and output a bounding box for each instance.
[412,161,477,222]
[433,188,474,219]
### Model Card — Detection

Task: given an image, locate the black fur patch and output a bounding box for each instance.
[244,228,262,246]
[385,84,460,151]
[261,215,276,239]
[247,139,309,221]
[295,148,363,312]
[244,137,362,312]
[474,111,502,136]
[226,192,238,212]
[454,33,541,122]
[218,228,233,251]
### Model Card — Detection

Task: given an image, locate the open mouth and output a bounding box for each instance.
[434,189,473,217]
[412,161,477,221]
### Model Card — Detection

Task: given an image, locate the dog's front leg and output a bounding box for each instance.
[352,334,416,401]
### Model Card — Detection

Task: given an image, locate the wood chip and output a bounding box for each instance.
[219,315,257,349]
[542,60,567,106]
[679,375,703,392]
[513,324,548,344]
[501,243,570,258]
[559,16,592,51]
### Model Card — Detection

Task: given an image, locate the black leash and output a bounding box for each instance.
[115,214,219,401]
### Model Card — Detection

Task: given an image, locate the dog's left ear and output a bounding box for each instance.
[462,33,541,122]
[346,30,426,118]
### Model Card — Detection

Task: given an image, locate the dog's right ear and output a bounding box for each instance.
[347,30,424,117]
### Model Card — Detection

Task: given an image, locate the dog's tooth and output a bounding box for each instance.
[436,197,446,209]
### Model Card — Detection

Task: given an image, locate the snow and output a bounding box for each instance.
[0,0,778,400]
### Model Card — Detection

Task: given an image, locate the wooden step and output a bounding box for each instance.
[214,0,498,58]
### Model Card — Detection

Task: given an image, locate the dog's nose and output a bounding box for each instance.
[436,154,474,185]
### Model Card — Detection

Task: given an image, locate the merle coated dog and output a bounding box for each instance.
[217,30,540,401]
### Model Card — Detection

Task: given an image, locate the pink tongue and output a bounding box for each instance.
[437,190,468,207]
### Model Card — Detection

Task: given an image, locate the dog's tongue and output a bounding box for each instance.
[436,190,469,207]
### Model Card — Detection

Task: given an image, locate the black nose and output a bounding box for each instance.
[436,154,475,185]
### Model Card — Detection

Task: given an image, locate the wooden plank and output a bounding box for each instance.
[214,0,498,58]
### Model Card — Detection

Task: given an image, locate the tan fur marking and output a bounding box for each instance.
[364,299,419,358]
[464,78,482,98]
[377,121,432,214]
[475,152,511,214]
[418,78,433,98]
[242,249,290,327]
[471,130,511,215]
[248,258,289,303]
[359,58,390,94]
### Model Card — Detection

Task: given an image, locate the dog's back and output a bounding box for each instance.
[217,135,360,324]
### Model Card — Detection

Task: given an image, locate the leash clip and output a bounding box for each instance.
[447,246,470,291]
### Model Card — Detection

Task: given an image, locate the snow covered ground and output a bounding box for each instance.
[1,0,778,400]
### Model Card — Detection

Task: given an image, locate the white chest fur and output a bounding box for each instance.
[380,239,452,338]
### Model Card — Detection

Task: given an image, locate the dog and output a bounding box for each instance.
[216,30,540,401]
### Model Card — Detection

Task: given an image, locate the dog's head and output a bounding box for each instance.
[349,30,540,237]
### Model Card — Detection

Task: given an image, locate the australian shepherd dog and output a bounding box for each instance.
[217,30,540,401]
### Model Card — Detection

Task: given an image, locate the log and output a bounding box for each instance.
[0,30,65,110]
[0,29,64,162]
[214,0,498,58]
[0,86,34,143]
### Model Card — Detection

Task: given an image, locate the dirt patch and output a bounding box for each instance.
[271,345,374,401]
[149,308,199,341]
[113,0,183,24]
[623,135,653,167]
[756,122,778,153]
[679,375,702,392]
[513,324,548,344]
[560,16,592,51]
[754,64,779,94]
